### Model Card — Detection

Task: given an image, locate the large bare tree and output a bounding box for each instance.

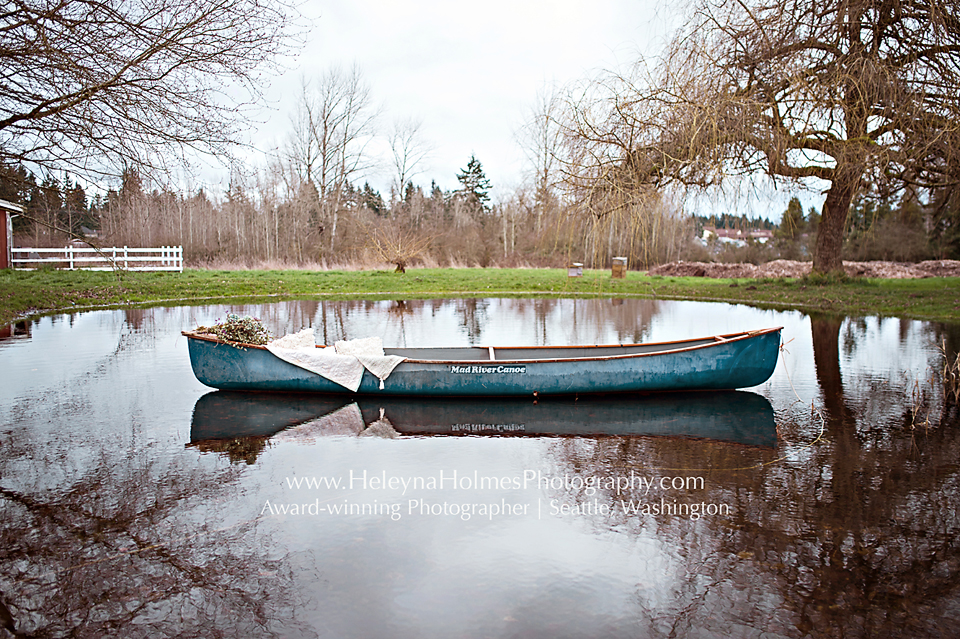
[0,0,298,177]
[285,65,379,254]
[564,0,960,273]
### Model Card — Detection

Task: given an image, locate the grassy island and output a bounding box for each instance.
[1,267,959,326]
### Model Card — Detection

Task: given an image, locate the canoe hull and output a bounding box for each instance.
[185,328,781,396]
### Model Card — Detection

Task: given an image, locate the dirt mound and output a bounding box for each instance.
[648,261,800,278]
[915,260,960,277]
[648,259,960,279]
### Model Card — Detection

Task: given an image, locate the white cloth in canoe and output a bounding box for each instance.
[265,330,405,391]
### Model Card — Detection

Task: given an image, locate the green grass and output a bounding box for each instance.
[1,267,959,325]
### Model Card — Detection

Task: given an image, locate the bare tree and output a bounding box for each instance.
[562,0,960,273]
[365,220,433,273]
[388,117,432,202]
[518,84,563,234]
[556,74,693,268]
[0,0,299,177]
[285,65,379,256]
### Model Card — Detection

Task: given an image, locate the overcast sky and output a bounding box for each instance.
[237,0,677,198]
[216,0,821,220]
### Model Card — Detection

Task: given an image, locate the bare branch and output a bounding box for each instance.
[0,0,301,177]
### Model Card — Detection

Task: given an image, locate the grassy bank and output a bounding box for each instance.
[2,267,959,325]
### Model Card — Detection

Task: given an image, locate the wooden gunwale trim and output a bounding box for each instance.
[182,327,782,365]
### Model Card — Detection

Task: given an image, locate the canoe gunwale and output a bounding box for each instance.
[180,327,783,365]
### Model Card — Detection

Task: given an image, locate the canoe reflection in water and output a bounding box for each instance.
[189,391,778,462]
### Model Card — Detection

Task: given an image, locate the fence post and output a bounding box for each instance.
[123,246,128,270]
[67,245,73,270]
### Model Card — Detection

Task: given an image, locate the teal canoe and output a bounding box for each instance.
[183,327,782,397]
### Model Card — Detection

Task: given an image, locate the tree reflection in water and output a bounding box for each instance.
[545,316,960,638]
[3,301,958,638]
[0,442,309,638]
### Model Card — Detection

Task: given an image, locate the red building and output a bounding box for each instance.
[1,199,25,269]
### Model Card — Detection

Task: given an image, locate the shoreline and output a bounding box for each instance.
[2,266,959,325]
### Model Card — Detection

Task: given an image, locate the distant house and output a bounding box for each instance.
[702,226,773,247]
[0,199,25,269]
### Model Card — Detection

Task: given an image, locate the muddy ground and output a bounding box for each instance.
[647,259,960,279]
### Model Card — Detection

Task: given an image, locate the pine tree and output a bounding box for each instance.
[775,196,807,259]
[0,163,35,205]
[455,155,491,214]
[63,177,88,236]
[777,197,805,244]
[403,181,417,205]
[361,182,385,216]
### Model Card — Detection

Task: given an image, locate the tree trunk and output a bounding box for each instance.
[813,167,859,274]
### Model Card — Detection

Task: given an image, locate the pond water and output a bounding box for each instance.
[1,298,959,638]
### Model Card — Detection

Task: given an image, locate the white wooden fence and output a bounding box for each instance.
[12,246,183,272]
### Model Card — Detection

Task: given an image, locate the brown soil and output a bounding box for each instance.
[647,259,960,279]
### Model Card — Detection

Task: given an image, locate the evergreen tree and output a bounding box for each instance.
[806,207,820,234]
[0,164,36,233]
[776,197,805,243]
[403,181,417,205]
[775,196,806,259]
[455,155,491,214]
[0,163,35,205]
[360,182,386,216]
[119,169,144,203]
[25,176,63,242]
[62,177,88,235]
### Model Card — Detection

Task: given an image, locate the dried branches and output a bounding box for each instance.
[0,0,300,176]
[559,0,960,272]
[941,339,960,406]
[364,223,433,274]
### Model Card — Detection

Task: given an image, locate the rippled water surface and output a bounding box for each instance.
[1,298,959,638]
